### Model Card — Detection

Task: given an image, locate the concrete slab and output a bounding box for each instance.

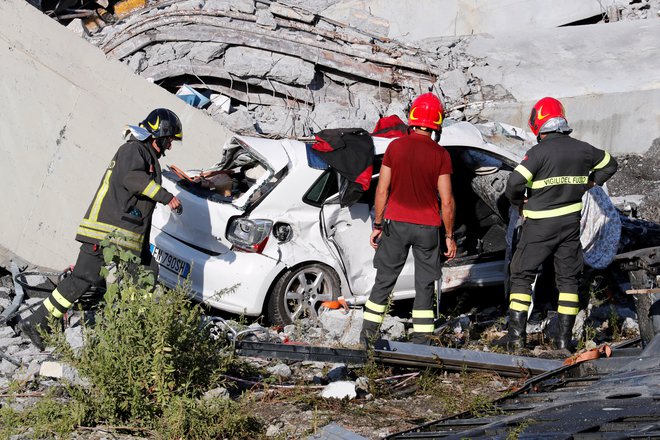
[322,0,616,40]
[0,0,231,270]
[467,20,660,154]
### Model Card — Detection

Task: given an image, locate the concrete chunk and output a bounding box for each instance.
[320,381,356,400]
[223,47,315,86]
[269,3,315,23]
[40,360,64,378]
[229,0,254,14]
[256,9,277,29]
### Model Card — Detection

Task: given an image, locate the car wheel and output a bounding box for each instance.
[267,263,341,325]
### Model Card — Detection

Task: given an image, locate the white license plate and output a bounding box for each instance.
[150,244,191,278]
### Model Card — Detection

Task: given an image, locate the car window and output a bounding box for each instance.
[303,155,383,207]
[303,171,338,207]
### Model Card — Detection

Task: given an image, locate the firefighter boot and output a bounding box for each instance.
[360,321,380,350]
[16,305,51,351]
[555,313,576,352]
[494,309,527,352]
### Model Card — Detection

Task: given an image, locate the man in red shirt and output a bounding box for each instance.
[361,93,456,347]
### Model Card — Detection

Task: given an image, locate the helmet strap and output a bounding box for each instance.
[155,137,171,157]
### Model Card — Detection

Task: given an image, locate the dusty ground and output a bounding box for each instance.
[241,368,516,439]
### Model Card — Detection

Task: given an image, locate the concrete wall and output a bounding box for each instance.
[467,19,660,154]
[0,0,232,270]
[323,0,616,40]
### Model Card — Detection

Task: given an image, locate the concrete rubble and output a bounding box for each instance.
[1,1,659,438]
[79,0,660,156]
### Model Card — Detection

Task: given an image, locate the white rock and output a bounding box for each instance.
[0,359,19,375]
[40,361,64,378]
[0,326,16,338]
[267,363,292,378]
[230,0,255,14]
[320,381,356,400]
[203,386,230,400]
[318,309,362,345]
[64,326,84,353]
[0,337,22,348]
[65,18,86,37]
[14,359,41,383]
[622,317,639,334]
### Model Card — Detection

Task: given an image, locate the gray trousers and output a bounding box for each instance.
[362,220,441,344]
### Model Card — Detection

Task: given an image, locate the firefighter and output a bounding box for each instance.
[498,97,618,352]
[360,93,456,347]
[18,108,183,350]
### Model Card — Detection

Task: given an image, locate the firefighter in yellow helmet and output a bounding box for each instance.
[18,109,183,350]
[496,97,618,353]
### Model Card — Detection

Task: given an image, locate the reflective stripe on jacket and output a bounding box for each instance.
[505,133,617,219]
[75,139,173,252]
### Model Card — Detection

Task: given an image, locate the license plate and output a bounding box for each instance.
[150,244,191,278]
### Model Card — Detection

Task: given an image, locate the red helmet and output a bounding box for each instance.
[408,93,444,131]
[528,97,566,136]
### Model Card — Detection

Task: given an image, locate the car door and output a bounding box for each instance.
[318,156,416,300]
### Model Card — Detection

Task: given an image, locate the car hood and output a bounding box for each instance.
[152,135,290,254]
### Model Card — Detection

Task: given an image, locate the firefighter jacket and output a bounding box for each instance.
[505,133,618,219]
[75,138,174,252]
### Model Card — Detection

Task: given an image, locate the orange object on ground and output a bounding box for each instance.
[321,296,348,311]
[563,344,612,366]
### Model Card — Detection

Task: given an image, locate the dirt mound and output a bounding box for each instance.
[608,137,660,223]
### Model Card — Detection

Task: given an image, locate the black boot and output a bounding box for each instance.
[360,321,380,350]
[494,309,527,352]
[555,313,576,351]
[16,305,51,351]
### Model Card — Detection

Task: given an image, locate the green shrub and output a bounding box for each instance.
[29,234,263,438]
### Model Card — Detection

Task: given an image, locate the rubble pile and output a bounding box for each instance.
[617,0,660,20]
[77,0,660,140]
[85,0,502,136]
[0,264,649,438]
[608,137,660,223]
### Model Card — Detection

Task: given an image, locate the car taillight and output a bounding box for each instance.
[226,218,273,253]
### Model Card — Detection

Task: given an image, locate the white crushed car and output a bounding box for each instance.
[149,122,622,325]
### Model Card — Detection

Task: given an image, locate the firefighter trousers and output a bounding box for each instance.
[28,242,158,329]
[361,220,441,345]
[508,213,583,317]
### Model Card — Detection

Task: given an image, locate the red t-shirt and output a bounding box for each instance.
[383,133,452,226]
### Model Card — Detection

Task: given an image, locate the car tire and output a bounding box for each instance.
[267,263,341,325]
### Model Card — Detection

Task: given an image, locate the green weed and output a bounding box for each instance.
[1,233,262,439]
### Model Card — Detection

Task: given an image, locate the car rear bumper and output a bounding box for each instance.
[151,227,285,316]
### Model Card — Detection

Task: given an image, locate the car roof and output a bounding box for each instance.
[235,121,523,169]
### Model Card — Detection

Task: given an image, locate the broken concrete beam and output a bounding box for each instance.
[269,2,316,23]
[223,46,316,86]
[230,0,255,14]
[105,23,398,84]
